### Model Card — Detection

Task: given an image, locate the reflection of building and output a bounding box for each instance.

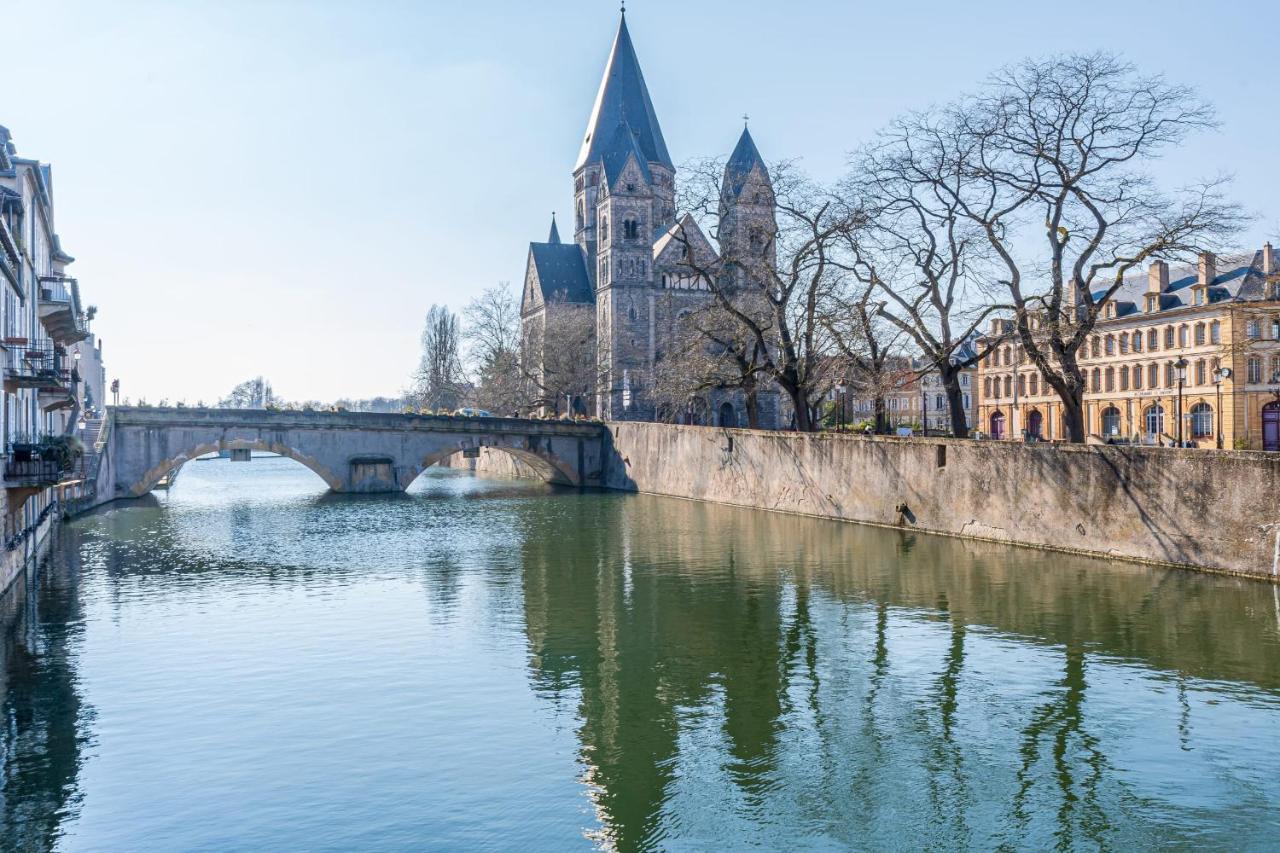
[977,247,1280,448]
[518,10,781,427]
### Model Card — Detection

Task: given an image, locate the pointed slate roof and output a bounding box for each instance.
[548,214,561,244]
[527,241,593,305]
[722,126,770,198]
[599,117,652,187]
[575,15,673,172]
[1092,250,1269,317]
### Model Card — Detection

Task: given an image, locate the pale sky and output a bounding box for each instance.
[4,0,1276,403]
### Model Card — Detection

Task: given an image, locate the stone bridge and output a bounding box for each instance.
[99,407,609,499]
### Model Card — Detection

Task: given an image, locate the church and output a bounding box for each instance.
[519,9,782,428]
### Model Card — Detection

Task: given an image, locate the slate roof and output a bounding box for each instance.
[722,127,769,198]
[528,242,593,305]
[598,117,652,187]
[547,214,561,244]
[575,15,673,172]
[1097,250,1267,317]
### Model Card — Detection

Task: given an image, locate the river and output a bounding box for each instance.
[1,456,1278,851]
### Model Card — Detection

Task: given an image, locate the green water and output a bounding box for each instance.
[1,457,1278,851]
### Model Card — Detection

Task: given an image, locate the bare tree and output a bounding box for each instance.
[650,303,771,427]
[882,53,1243,441]
[842,141,1009,436]
[674,158,852,431]
[218,376,275,409]
[825,282,909,434]
[412,305,465,411]
[463,283,523,414]
[522,302,596,416]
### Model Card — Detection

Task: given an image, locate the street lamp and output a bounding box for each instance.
[920,383,927,435]
[1174,357,1189,447]
[1212,367,1231,449]
[836,384,847,431]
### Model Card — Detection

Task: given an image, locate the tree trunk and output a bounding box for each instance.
[1061,393,1086,443]
[942,372,970,439]
[787,386,814,432]
[874,397,889,434]
[744,389,761,429]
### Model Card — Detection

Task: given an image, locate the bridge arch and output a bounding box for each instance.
[127,438,345,497]
[406,445,580,489]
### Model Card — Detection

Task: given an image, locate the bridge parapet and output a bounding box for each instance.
[100,407,608,502]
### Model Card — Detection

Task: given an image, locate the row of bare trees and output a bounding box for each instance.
[652,52,1243,439]
[412,53,1244,439]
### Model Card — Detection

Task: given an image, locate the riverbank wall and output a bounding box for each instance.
[581,423,1280,580]
[0,503,61,594]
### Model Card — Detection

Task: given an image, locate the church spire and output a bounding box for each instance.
[574,12,673,172]
[722,125,770,199]
[548,212,561,244]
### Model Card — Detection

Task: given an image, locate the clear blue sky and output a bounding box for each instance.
[4,0,1276,403]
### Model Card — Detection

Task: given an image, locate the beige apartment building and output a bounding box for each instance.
[978,246,1280,449]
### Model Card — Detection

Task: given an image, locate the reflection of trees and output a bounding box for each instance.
[0,528,89,850]
[521,494,1280,848]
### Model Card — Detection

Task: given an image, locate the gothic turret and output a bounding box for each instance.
[719,126,777,269]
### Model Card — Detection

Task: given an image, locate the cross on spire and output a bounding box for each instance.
[743,113,749,127]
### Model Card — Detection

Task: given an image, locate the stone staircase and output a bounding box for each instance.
[75,416,104,481]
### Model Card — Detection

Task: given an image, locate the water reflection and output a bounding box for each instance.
[0,459,1275,851]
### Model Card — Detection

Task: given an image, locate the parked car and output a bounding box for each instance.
[452,408,493,418]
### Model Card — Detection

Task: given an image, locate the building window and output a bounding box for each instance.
[1247,319,1261,339]
[1091,368,1101,392]
[1178,325,1189,347]
[1145,404,1165,436]
[1090,337,1100,358]
[1105,367,1115,391]
[1148,363,1159,388]
[1133,332,1143,353]
[1133,363,1143,390]
[1165,362,1175,388]
[984,376,992,398]
[623,219,640,240]
[1148,328,1159,350]
[1210,321,1221,344]
[1030,373,1039,396]
[1194,323,1206,346]
[1119,365,1129,391]
[1195,359,1206,386]
[1102,406,1122,436]
[1190,403,1213,438]
[1164,326,1175,348]
[600,218,609,242]
[1119,333,1129,355]
[1004,376,1012,397]
[961,374,969,387]
[1272,356,1280,383]
[1018,374,1026,396]
[1248,356,1262,384]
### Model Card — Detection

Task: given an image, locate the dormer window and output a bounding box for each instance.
[1145,294,1158,313]
[1104,302,1116,319]
[1193,287,1206,306]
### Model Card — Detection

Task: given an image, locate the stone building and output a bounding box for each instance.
[977,247,1280,448]
[0,123,100,591]
[842,355,977,434]
[519,10,781,427]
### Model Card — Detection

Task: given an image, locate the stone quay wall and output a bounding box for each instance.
[595,423,1280,580]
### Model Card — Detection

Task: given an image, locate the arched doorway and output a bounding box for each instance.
[717,402,736,428]
[1026,410,1043,439]
[989,410,1005,440]
[1144,404,1165,441]
[1263,401,1280,451]
[1101,406,1121,438]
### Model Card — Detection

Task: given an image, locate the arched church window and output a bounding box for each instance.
[600,217,608,242]
[576,202,584,231]
[624,219,639,240]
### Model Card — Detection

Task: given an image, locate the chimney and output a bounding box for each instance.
[1264,242,1275,276]
[1147,260,1169,293]
[1197,251,1217,288]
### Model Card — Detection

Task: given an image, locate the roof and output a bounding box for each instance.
[574,15,673,173]
[1097,251,1267,317]
[722,127,769,198]
[547,214,561,244]
[598,117,652,187]
[652,213,713,262]
[528,242,593,305]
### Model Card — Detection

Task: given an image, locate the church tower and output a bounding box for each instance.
[718,126,777,279]
[574,11,675,419]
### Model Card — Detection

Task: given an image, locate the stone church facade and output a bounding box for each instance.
[520,11,781,428]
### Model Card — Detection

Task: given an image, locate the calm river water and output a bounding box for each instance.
[1,457,1279,851]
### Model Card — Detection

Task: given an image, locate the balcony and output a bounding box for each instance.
[3,455,65,489]
[4,343,74,409]
[38,276,89,345]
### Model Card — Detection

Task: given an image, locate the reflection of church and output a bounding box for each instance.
[519,9,781,427]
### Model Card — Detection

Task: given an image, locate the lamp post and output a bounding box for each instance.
[921,383,927,435]
[1213,367,1231,449]
[837,384,847,431]
[1174,357,1188,447]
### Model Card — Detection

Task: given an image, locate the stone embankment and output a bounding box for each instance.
[471,422,1280,579]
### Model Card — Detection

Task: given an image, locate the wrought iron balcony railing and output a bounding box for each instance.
[3,342,71,390]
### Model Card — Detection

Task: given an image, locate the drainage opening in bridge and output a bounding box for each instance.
[348,457,399,493]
